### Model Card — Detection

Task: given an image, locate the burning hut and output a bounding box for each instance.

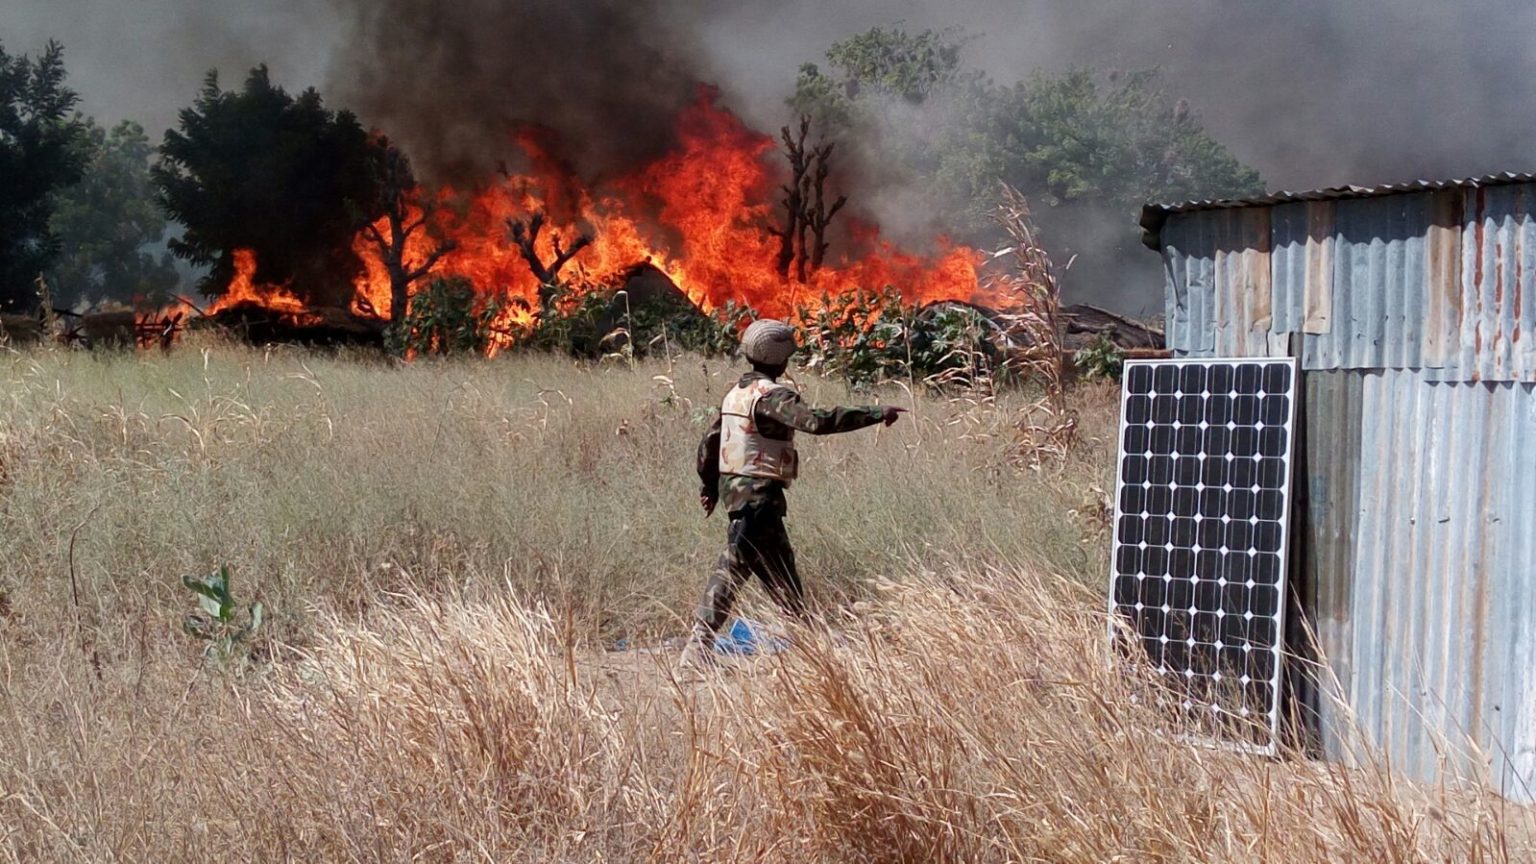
[1140,173,1536,801]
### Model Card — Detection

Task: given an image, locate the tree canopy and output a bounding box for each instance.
[154,66,390,305]
[50,118,181,307]
[818,25,969,105]
[935,68,1263,235]
[789,26,1264,308]
[0,39,88,312]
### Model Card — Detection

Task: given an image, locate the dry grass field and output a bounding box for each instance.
[0,340,1530,862]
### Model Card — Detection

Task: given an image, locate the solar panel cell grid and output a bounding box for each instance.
[1108,358,1298,753]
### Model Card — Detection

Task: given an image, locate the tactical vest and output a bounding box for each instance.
[719,378,799,483]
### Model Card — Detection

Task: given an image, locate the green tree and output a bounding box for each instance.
[791,25,970,123]
[788,63,852,132]
[789,27,1262,252]
[926,68,1263,238]
[50,119,181,307]
[154,66,389,307]
[0,39,88,312]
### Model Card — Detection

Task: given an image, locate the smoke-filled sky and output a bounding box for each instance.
[7,0,1536,313]
[8,0,1536,192]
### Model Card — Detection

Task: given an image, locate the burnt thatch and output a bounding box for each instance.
[0,314,44,345]
[599,264,704,336]
[1060,304,1163,351]
[197,303,386,348]
[917,300,1164,352]
[71,311,138,348]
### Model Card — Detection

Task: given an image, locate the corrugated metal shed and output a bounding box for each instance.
[1145,175,1536,802]
[1152,181,1536,383]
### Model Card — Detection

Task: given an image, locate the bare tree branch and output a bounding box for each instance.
[507,211,593,315]
[550,234,591,277]
[775,116,849,281]
[774,117,812,280]
[362,223,387,249]
[404,241,458,284]
[368,144,453,325]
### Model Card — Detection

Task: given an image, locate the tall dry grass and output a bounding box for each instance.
[0,339,1113,646]
[0,341,1530,861]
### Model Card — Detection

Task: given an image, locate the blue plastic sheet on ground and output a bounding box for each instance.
[713,617,790,655]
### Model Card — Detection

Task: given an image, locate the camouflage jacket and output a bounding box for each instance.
[697,371,885,517]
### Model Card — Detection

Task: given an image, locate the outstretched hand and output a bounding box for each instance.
[701,495,717,517]
[881,406,907,427]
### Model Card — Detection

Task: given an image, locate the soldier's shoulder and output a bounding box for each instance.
[757,382,801,403]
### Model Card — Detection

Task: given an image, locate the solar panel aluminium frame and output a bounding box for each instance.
[1105,356,1300,757]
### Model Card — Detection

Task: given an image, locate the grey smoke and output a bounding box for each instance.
[9,0,1536,311]
[20,0,1536,190]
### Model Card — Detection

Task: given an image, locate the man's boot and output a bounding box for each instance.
[676,625,718,676]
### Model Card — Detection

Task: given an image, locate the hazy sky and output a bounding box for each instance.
[8,0,1536,193]
[11,0,1536,314]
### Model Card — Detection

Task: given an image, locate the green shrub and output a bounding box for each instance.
[517,281,749,360]
[387,275,504,357]
[1073,333,1125,381]
[797,289,1006,389]
[387,277,1007,383]
[516,282,611,356]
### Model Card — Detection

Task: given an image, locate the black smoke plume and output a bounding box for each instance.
[327,0,705,183]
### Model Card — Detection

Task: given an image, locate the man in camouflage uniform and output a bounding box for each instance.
[680,318,902,670]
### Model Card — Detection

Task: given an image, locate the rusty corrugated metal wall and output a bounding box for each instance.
[1164,185,1536,382]
[1289,371,1363,762]
[1155,180,1536,802]
[1351,371,1536,800]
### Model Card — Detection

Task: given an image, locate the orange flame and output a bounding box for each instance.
[237,90,996,341]
[208,248,314,318]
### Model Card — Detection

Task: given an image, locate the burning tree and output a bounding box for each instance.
[774,116,847,283]
[155,66,390,307]
[357,143,455,324]
[170,87,989,356]
[507,211,592,317]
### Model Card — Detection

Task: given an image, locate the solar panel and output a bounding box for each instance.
[1108,358,1299,754]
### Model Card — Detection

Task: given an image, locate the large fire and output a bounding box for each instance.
[213,90,994,342]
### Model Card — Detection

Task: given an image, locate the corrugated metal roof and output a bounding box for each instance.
[1142,173,1536,249]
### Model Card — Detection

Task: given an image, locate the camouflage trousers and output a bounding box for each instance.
[691,503,805,646]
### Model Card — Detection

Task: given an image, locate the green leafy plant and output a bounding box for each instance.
[181,565,263,664]
[797,289,1007,390]
[797,288,908,388]
[518,281,748,360]
[386,275,504,357]
[515,280,610,355]
[908,302,1011,388]
[1073,332,1125,380]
